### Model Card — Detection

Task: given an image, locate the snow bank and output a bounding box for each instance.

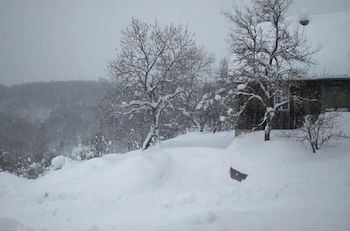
[160,131,234,149]
[0,115,350,231]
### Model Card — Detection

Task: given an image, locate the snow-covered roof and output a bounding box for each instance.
[303,10,350,79]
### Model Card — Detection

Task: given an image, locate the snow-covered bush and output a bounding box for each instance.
[70,135,111,160]
[0,152,51,179]
[195,91,234,133]
[50,155,66,170]
[70,144,95,160]
[297,113,348,153]
[90,135,110,157]
[26,162,46,178]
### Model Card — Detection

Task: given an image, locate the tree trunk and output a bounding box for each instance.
[142,125,155,150]
[199,122,205,132]
[189,116,201,132]
[311,142,316,153]
[264,123,271,141]
[264,108,274,141]
[142,109,160,150]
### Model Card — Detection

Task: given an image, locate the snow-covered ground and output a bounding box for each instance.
[1,115,350,231]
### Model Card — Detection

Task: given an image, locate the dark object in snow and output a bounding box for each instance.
[299,19,309,26]
[230,167,248,182]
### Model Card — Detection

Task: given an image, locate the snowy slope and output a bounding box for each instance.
[0,116,350,231]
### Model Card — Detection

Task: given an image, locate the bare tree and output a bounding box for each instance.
[194,58,237,132]
[107,18,213,150]
[297,113,348,153]
[223,0,314,141]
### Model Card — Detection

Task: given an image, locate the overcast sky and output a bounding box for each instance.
[1,0,350,86]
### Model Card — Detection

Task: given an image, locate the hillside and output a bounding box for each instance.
[0,113,349,231]
[0,81,107,174]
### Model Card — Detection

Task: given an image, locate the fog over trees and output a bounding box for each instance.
[0,81,106,177]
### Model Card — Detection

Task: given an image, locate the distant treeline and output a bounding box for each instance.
[0,81,110,177]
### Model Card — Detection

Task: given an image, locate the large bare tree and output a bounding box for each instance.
[223,0,314,140]
[107,18,213,150]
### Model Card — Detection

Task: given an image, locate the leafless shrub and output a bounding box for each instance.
[296,112,348,153]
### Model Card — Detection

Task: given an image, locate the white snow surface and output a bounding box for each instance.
[0,218,33,231]
[1,114,350,231]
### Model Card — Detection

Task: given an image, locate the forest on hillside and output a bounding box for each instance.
[0,81,108,177]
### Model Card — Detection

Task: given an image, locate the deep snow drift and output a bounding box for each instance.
[1,115,350,231]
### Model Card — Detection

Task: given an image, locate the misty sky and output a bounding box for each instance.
[1,0,350,86]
